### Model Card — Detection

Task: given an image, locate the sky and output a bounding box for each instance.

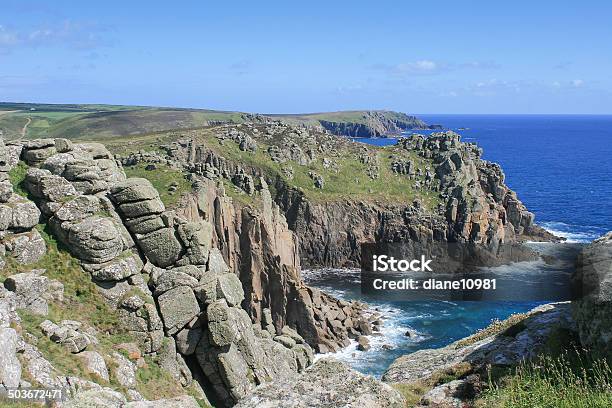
[1,1,611,114]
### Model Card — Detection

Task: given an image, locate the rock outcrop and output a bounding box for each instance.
[0,123,565,407]
[0,138,46,269]
[278,132,556,268]
[381,303,574,407]
[3,137,358,406]
[176,178,376,355]
[133,125,556,270]
[572,231,612,358]
[317,111,439,137]
[235,358,406,408]
[383,303,574,384]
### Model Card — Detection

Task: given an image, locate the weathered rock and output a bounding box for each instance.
[83,253,143,281]
[572,231,612,358]
[274,335,296,349]
[0,327,22,388]
[125,395,201,408]
[110,351,137,388]
[54,195,101,222]
[357,335,371,351]
[40,319,94,353]
[0,181,13,202]
[65,216,125,264]
[420,380,464,407]
[3,271,63,315]
[175,324,202,356]
[137,228,182,268]
[64,388,127,408]
[119,199,165,218]
[12,202,39,231]
[235,358,405,408]
[158,337,193,386]
[158,286,200,335]
[177,221,213,265]
[3,230,47,264]
[153,269,200,295]
[78,351,109,382]
[111,178,162,203]
[216,272,244,307]
[382,303,573,384]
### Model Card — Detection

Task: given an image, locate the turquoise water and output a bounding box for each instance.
[308,115,612,377]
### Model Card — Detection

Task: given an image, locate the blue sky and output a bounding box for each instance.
[1,1,611,114]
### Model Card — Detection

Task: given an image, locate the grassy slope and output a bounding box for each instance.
[478,331,612,408]
[1,102,429,141]
[0,102,247,140]
[103,126,442,210]
[123,163,193,207]
[389,311,612,408]
[3,165,210,407]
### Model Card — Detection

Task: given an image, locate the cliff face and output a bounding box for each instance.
[0,136,375,407]
[118,124,555,270]
[572,231,612,359]
[175,179,373,354]
[317,111,440,138]
[276,131,555,268]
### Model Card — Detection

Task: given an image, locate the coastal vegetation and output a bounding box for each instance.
[479,348,612,407]
[0,102,434,140]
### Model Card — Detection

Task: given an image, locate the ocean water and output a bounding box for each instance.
[308,115,612,377]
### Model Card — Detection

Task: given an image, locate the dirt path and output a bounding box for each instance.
[21,117,32,138]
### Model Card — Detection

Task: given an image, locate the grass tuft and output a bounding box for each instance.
[8,161,30,197]
[123,163,193,207]
[479,351,612,408]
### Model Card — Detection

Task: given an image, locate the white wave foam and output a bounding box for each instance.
[540,221,604,243]
[314,301,429,377]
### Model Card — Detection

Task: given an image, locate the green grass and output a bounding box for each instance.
[201,129,441,209]
[453,312,530,349]
[3,224,124,337]
[0,103,249,141]
[390,362,473,407]
[479,352,612,408]
[8,161,29,197]
[123,163,193,207]
[3,223,194,401]
[103,124,443,211]
[391,382,429,406]
[135,354,184,400]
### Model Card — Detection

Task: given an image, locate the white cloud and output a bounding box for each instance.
[572,79,584,87]
[373,59,499,78]
[0,25,18,46]
[0,21,112,51]
[397,60,438,73]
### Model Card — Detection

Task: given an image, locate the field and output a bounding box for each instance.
[0,102,248,140]
[0,102,431,141]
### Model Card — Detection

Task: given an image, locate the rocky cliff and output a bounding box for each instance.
[0,136,377,407]
[572,231,612,359]
[276,131,557,268]
[121,122,555,270]
[316,111,440,137]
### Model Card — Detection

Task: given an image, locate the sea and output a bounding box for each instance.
[303,114,612,377]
